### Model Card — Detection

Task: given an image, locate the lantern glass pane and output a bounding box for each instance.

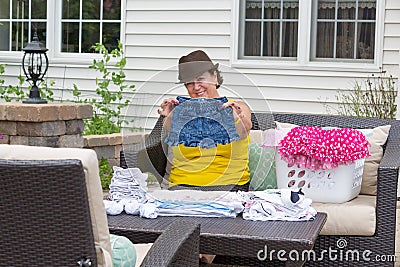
[23,52,48,80]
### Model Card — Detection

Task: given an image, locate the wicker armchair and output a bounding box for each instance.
[0,148,200,267]
[121,112,400,267]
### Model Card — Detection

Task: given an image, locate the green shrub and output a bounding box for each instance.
[325,69,397,120]
[99,157,113,190]
[0,64,54,102]
[72,41,135,135]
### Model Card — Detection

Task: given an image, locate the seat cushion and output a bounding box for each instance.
[133,243,153,267]
[312,195,376,236]
[0,144,112,267]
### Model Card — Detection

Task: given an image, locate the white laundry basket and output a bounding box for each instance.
[275,153,365,203]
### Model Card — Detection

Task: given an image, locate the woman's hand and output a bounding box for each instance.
[158,98,179,117]
[222,101,252,138]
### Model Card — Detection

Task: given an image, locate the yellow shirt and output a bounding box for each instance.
[169,136,250,187]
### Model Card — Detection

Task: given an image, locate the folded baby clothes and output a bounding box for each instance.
[141,190,244,219]
[109,166,148,204]
[164,96,240,148]
[103,200,124,215]
[241,189,316,221]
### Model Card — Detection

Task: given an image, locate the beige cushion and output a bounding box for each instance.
[249,129,264,143]
[274,121,391,196]
[0,145,112,267]
[313,195,376,236]
[360,125,391,195]
[133,243,153,267]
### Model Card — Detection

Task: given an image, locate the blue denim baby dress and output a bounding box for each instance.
[164,96,240,149]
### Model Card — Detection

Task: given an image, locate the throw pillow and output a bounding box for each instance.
[273,121,391,196]
[361,125,391,195]
[110,234,137,267]
[248,142,277,190]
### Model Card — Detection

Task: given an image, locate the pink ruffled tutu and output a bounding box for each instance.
[278,126,371,170]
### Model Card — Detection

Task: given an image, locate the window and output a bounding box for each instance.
[239,0,377,63]
[0,0,47,51]
[241,0,299,59]
[312,0,376,61]
[61,0,121,53]
[0,0,121,54]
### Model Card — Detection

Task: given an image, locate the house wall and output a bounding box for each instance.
[121,0,400,130]
[1,0,399,131]
[384,0,400,74]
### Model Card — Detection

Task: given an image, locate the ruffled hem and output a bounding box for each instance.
[278,126,371,169]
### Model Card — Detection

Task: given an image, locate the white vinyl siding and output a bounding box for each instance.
[383,0,400,74]
[0,0,399,131]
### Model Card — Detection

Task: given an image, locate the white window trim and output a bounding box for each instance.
[231,0,385,73]
[51,0,126,65]
[0,0,126,65]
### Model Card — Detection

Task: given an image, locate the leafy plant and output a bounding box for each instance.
[72,41,135,135]
[99,157,113,190]
[0,71,26,102]
[1,41,135,135]
[325,69,397,120]
[38,78,56,102]
[0,64,55,102]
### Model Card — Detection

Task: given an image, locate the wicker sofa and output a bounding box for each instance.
[121,112,400,267]
[0,145,200,267]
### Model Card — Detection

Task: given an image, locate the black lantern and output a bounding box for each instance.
[22,31,48,104]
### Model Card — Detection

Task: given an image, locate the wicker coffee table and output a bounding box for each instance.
[108,212,327,266]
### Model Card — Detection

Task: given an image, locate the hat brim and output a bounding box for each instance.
[176,63,219,84]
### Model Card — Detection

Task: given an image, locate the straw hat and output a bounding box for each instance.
[177,50,219,83]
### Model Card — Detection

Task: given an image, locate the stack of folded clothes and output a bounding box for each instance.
[240,189,316,221]
[104,166,148,215]
[141,190,244,219]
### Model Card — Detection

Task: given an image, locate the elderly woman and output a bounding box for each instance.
[158,50,253,192]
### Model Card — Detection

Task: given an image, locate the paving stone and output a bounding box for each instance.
[59,134,84,148]
[85,135,109,147]
[0,121,17,135]
[76,104,93,119]
[16,121,66,136]
[28,136,60,147]
[0,134,9,144]
[65,120,84,135]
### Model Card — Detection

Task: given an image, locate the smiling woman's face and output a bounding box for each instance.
[184,71,220,98]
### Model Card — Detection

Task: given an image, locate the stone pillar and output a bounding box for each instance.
[0,103,92,148]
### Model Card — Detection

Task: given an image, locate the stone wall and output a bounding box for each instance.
[0,102,148,168]
[0,103,92,147]
[83,132,148,167]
